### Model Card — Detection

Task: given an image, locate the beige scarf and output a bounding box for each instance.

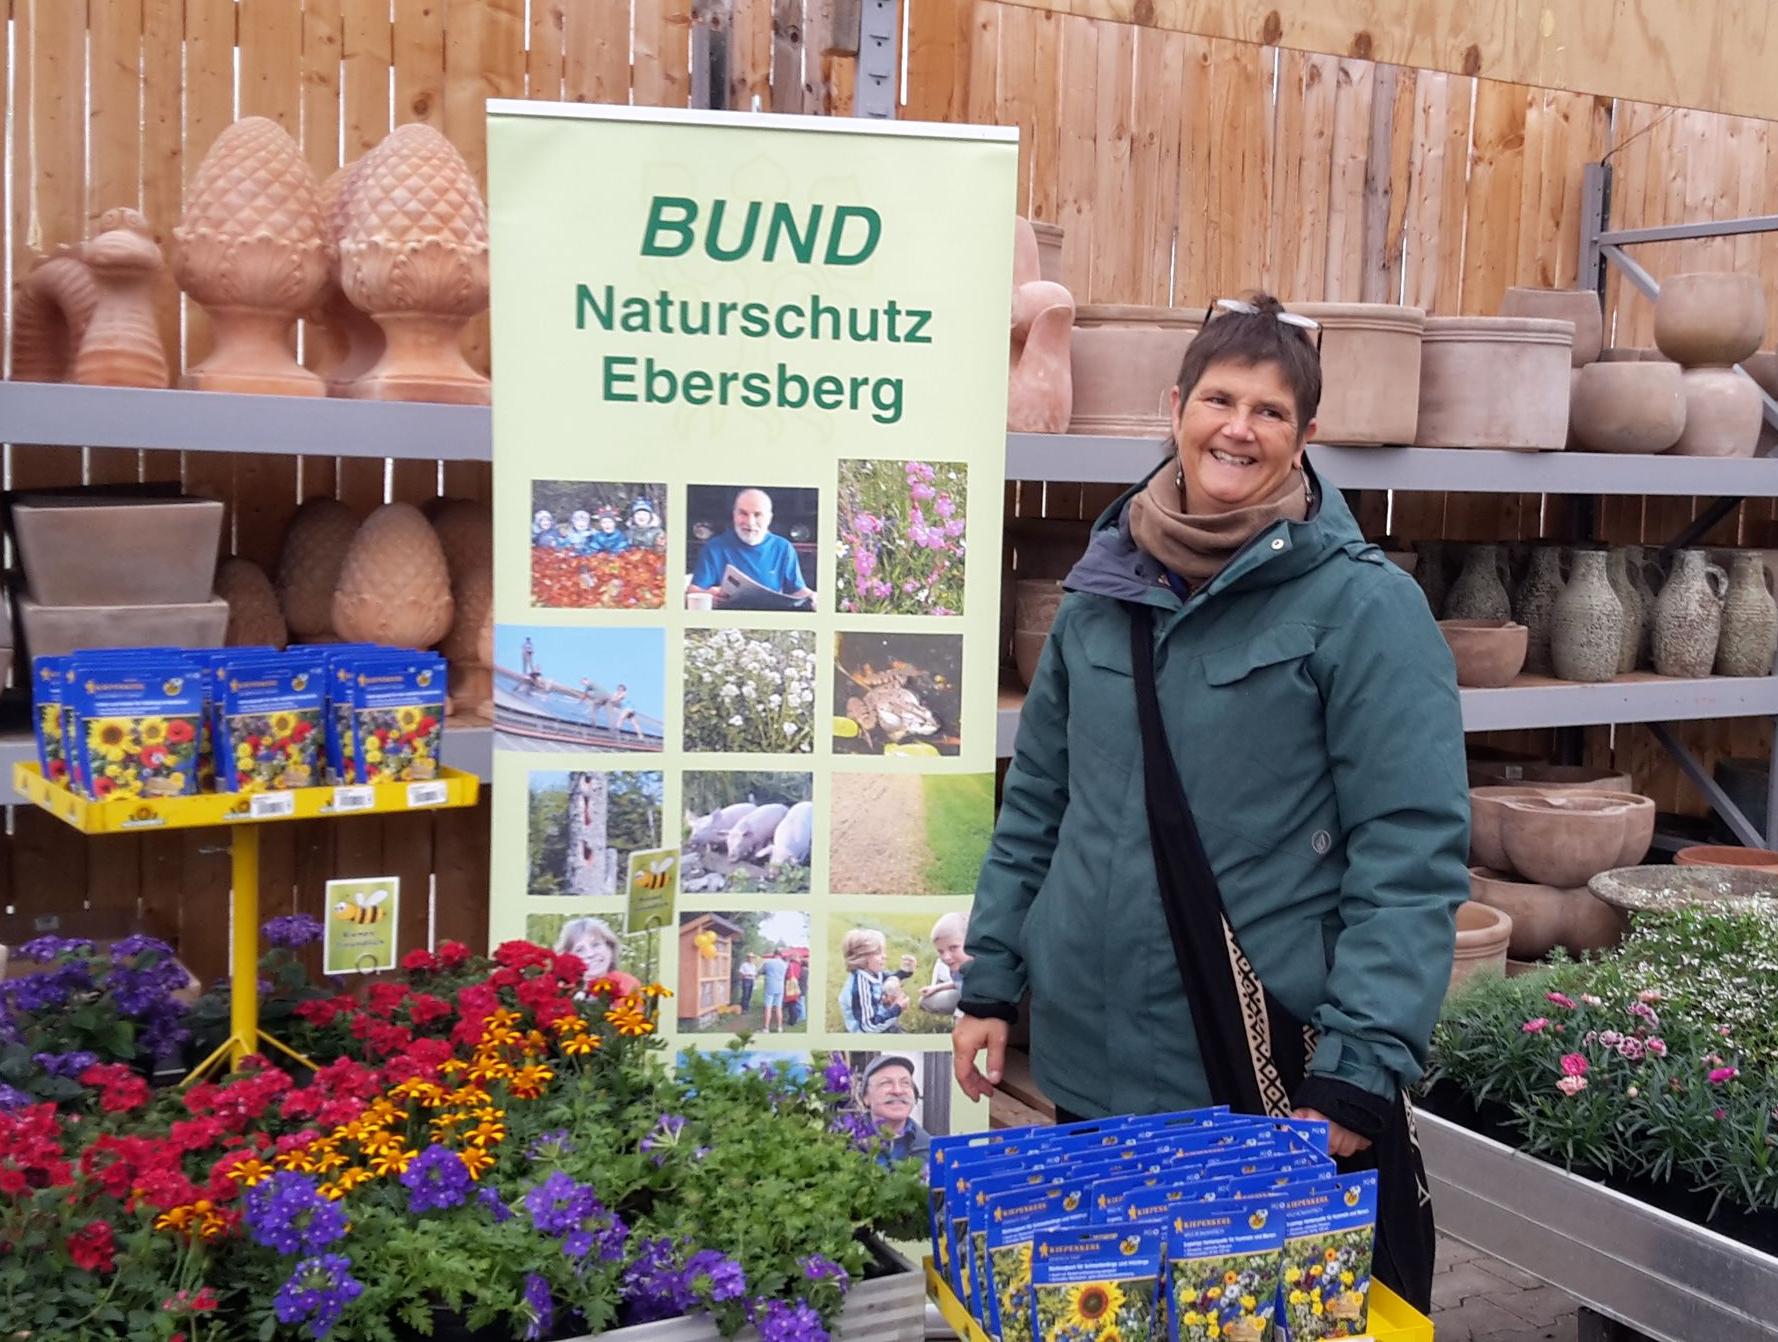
[1127,459,1309,589]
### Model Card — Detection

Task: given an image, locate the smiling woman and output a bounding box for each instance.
[957,291,1469,1314]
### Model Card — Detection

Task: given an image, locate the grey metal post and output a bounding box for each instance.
[856,0,899,119]
[1580,162,1611,300]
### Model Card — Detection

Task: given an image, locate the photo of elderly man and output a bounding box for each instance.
[685,485,819,611]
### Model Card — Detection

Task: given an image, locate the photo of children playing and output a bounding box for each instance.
[684,484,819,612]
[531,479,667,610]
[526,770,662,897]
[828,910,971,1036]
[677,910,812,1037]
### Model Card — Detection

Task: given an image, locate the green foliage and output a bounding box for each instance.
[683,771,812,816]
[919,774,995,895]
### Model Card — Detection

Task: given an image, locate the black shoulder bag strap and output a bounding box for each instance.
[1125,600,1436,1311]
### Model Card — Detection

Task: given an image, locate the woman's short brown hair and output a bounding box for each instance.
[1175,292,1323,429]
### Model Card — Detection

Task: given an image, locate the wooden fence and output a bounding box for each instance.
[4,1,1778,978]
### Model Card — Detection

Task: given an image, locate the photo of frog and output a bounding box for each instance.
[831,631,964,756]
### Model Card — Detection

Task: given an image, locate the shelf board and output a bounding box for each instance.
[1004,432,1778,495]
[994,673,1778,757]
[0,383,492,462]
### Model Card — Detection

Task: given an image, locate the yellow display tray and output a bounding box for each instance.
[13,761,479,834]
[925,1258,1432,1342]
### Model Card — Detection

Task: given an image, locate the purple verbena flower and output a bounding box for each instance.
[524,1170,601,1236]
[33,1050,99,1079]
[638,1113,687,1153]
[685,1249,747,1302]
[263,915,325,950]
[821,1056,852,1097]
[800,1255,850,1291]
[246,1172,349,1255]
[0,1083,31,1111]
[477,1185,513,1223]
[756,1297,830,1342]
[273,1253,363,1338]
[110,934,176,963]
[527,1128,574,1161]
[19,936,93,963]
[624,1238,694,1323]
[401,1145,472,1214]
[522,1273,554,1341]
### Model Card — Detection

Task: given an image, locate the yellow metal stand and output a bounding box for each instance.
[12,762,482,1082]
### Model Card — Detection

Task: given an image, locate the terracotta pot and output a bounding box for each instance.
[1438,619,1527,688]
[1067,305,1201,435]
[1674,844,1778,874]
[77,209,171,388]
[1565,890,1629,954]
[1414,317,1574,450]
[1654,272,1766,367]
[1500,287,1603,366]
[1014,578,1065,631]
[1466,762,1633,792]
[1008,281,1076,433]
[1469,867,1582,960]
[1284,303,1425,445]
[1469,785,1549,871]
[1569,791,1656,866]
[1743,351,1778,455]
[1672,367,1763,458]
[1012,630,1048,688]
[1029,220,1064,286]
[1449,900,1512,992]
[1499,795,1630,888]
[1569,362,1686,454]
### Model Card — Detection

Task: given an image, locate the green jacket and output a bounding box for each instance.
[967,463,1469,1119]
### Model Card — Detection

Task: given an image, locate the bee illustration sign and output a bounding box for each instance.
[323,877,400,975]
[626,847,678,931]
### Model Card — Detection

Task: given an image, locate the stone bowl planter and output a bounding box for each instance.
[1673,843,1778,874]
[1469,785,1548,871]
[1653,272,1767,367]
[1067,305,1201,436]
[1449,900,1513,993]
[1672,367,1763,457]
[1284,302,1425,444]
[1414,317,1574,450]
[1439,619,1527,688]
[1465,762,1632,793]
[1469,867,1584,960]
[1589,863,1778,916]
[1500,287,1603,366]
[1569,362,1686,454]
[1499,794,1631,889]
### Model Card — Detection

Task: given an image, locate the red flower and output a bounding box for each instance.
[141,743,167,768]
[488,966,521,990]
[48,759,67,781]
[408,993,453,1027]
[368,981,412,1016]
[493,940,552,971]
[67,1221,116,1274]
[79,1063,150,1113]
[296,994,358,1028]
[293,721,315,741]
[94,777,116,798]
[165,720,195,744]
[168,1116,224,1154]
[401,948,440,974]
[552,952,587,984]
[436,940,470,968]
[364,1022,414,1058]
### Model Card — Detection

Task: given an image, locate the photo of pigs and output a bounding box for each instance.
[680,771,814,895]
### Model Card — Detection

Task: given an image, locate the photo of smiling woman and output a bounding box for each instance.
[955,294,1468,1311]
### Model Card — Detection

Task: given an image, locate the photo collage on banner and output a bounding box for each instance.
[487,102,1018,1142]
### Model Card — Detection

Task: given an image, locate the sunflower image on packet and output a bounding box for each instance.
[1167,1199,1286,1342]
[1277,1173,1377,1342]
[1029,1226,1165,1342]
[980,1182,1093,1342]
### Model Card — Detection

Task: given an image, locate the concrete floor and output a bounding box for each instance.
[1433,1233,1580,1342]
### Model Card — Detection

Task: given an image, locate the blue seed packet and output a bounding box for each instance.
[31,655,72,789]
[214,654,329,792]
[981,1182,1096,1342]
[340,653,447,783]
[1167,1198,1287,1342]
[66,655,207,799]
[1276,1174,1378,1342]
[1029,1227,1166,1342]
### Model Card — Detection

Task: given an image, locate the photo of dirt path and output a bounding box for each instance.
[828,774,926,894]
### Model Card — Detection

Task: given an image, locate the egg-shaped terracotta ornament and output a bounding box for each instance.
[332,503,455,648]
[11,250,99,382]
[216,557,290,649]
[276,498,362,638]
[309,159,385,396]
[174,116,330,395]
[338,123,490,404]
[76,209,171,389]
[425,498,493,583]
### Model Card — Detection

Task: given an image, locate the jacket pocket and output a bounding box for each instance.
[1201,624,1319,687]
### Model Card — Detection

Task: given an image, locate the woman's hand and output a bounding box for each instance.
[953,1015,1009,1102]
[1291,1106,1372,1158]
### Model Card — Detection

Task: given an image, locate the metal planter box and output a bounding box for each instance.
[556,1244,923,1342]
[1418,1106,1778,1341]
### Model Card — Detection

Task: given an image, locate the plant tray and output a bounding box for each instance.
[12,761,480,834]
[923,1258,1431,1342]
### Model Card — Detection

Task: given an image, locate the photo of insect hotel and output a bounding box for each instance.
[680,771,814,895]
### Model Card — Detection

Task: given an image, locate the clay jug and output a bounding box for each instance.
[1551,549,1624,683]
[1413,540,1449,616]
[1606,549,1645,675]
[1652,548,1728,678]
[1512,546,1564,676]
[1446,545,1512,623]
[1716,554,1778,677]
[10,251,99,382]
[1623,544,1659,668]
[75,209,170,388]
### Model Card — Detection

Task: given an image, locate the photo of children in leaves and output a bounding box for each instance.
[1032,1274,1159,1342]
[836,458,966,616]
[680,771,813,895]
[677,910,811,1037]
[827,912,971,1036]
[1282,1227,1374,1340]
[1172,1250,1282,1342]
[832,631,963,756]
[682,628,816,754]
[225,707,323,791]
[526,770,664,897]
[81,715,201,799]
[531,479,667,609]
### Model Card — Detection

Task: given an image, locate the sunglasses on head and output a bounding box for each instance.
[1203,298,1323,352]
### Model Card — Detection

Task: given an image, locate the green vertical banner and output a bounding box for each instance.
[487,103,1017,1141]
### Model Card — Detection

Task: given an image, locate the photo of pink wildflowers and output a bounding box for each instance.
[836,458,967,616]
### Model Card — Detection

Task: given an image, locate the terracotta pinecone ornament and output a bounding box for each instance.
[338,123,491,404]
[175,116,331,395]
[276,498,363,640]
[1007,217,1075,434]
[216,557,290,649]
[309,159,386,395]
[332,503,455,649]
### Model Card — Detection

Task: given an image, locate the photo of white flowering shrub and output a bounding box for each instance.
[682,628,817,754]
